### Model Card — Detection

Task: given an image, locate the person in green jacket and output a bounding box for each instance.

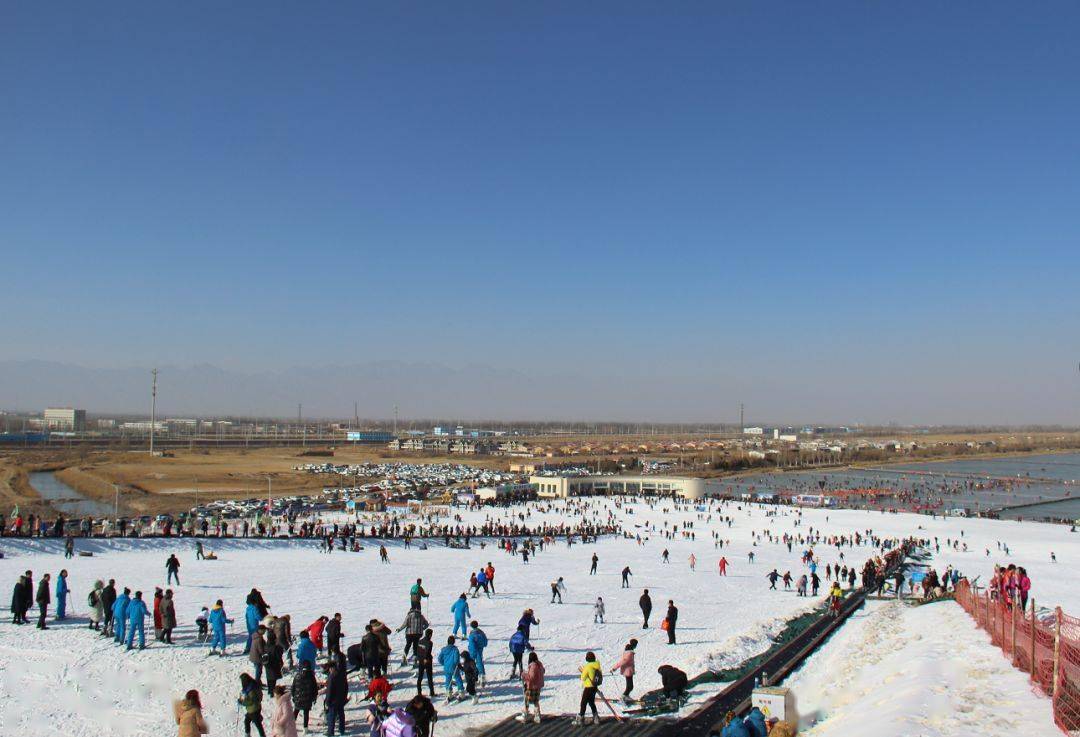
[237,673,265,737]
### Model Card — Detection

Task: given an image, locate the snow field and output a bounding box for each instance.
[0,497,1077,737]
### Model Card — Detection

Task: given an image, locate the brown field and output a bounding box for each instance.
[3,430,1079,518]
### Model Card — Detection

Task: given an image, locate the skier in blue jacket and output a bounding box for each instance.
[450,594,470,638]
[125,590,149,650]
[438,635,464,702]
[55,570,70,620]
[208,599,232,656]
[296,629,317,668]
[112,588,131,644]
[744,706,767,737]
[467,620,488,685]
[508,625,534,679]
[243,602,261,654]
[720,711,751,737]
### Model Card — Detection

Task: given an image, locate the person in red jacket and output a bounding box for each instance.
[307,616,328,652]
[153,588,164,641]
[367,673,393,702]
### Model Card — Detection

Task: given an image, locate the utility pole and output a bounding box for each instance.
[394,404,398,435]
[739,403,744,432]
[150,368,158,455]
[298,403,304,447]
[354,401,359,429]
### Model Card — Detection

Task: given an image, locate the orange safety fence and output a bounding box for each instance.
[954,579,1079,733]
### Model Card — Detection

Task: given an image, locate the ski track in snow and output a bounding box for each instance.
[0,500,1076,736]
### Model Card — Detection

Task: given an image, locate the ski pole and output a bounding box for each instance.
[596,690,624,722]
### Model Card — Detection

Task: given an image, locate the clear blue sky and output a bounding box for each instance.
[2,3,1078,422]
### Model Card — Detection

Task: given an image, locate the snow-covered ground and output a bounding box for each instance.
[784,600,1060,737]
[0,498,1076,737]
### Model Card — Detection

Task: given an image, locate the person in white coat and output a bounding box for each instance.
[270,685,298,737]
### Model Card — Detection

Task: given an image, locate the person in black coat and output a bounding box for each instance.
[665,600,678,645]
[639,589,652,629]
[322,660,348,736]
[100,579,117,636]
[20,571,34,624]
[415,629,435,697]
[325,613,342,653]
[658,664,688,700]
[36,573,51,629]
[11,575,28,624]
[290,660,318,731]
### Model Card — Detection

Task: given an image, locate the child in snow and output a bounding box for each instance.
[593,597,605,623]
[517,652,545,723]
[461,651,480,704]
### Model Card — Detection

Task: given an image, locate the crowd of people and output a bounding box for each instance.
[6,495,957,737]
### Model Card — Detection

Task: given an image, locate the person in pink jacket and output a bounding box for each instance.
[1017,567,1032,612]
[517,652,546,723]
[610,639,638,702]
[270,685,298,737]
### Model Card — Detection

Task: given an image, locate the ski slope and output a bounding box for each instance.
[0,497,1076,737]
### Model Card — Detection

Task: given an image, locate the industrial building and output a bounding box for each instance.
[529,474,717,501]
[44,407,86,431]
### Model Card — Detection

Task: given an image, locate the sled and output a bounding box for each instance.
[78,551,94,557]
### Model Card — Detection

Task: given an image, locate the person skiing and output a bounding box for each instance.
[662,549,670,563]
[621,566,632,588]
[593,597,605,623]
[397,606,429,665]
[719,557,728,576]
[126,590,149,650]
[113,587,131,643]
[639,589,653,628]
[517,609,539,639]
[485,562,496,593]
[517,651,545,723]
[250,625,268,685]
[166,554,181,586]
[589,553,598,575]
[461,651,480,704]
[409,578,429,610]
[508,625,533,679]
[573,651,602,726]
[476,568,491,598]
[208,599,232,656]
[550,577,565,604]
[689,554,697,571]
[767,569,779,590]
[450,594,470,638]
[438,636,464,703]
[238,672,266,737]
[415,628,436,697]
[610,639,637,702]
[55,569,69,620]
[468,620,488,686]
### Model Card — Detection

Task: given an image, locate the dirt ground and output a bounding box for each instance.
[4,430,1079,518]
[3,445,511,517]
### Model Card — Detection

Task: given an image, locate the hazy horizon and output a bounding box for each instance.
[3,4,1078,425]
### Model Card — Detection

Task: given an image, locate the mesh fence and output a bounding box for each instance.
[954,579,1079,733]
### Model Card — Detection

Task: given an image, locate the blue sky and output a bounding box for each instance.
[2,3,1078,422]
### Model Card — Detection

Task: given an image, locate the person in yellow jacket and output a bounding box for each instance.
[573,651,603,726]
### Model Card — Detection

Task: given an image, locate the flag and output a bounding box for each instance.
[9,505,18,519]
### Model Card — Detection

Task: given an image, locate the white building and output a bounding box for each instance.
[44,407,86,431]
[529,474,715,501]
